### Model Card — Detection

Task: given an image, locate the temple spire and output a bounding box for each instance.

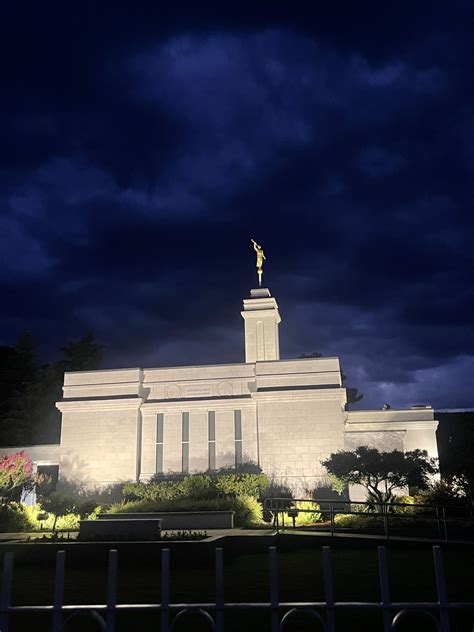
[241,287,281,363]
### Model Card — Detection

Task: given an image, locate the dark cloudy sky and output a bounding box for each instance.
[1,2,473,410]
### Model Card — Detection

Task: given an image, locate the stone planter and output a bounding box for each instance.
[98,511,234,529]
[79,518,162,541]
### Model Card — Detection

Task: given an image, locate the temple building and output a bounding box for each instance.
[2,282,439,496]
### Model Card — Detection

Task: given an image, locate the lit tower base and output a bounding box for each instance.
[241,288,281,363]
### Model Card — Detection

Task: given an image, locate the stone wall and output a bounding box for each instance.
[57,400,141,488]
[256,390,346,494]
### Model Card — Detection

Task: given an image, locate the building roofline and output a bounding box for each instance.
[64,356,341,376]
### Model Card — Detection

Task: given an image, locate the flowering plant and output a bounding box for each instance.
[0,451,35,503]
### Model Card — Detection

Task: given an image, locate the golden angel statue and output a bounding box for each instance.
[251,239,266,286]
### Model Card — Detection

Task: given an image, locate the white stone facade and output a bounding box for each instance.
[2,287,440,495]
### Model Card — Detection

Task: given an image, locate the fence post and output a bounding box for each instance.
[0,551,13,632]
[442,507,448,542]
[215,547,224,632]
[329,502,334,537]
[52,550,66,632]
[382,504,389,540]
[269,547,279,632]
[435,506,441,538]
[106,549,118,632]
[322,547,335,632]
[377,546,392,632]
[433,546,450,632]
[161,549,170,632]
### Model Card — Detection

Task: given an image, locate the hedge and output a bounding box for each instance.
[108,495,262,527]
[0,502,101,533]
[122,472,270,503]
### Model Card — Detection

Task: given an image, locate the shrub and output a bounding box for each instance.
[414,481,465,508]
[55,513,81,530]
[390,495,415,514]
[0,502,34,532]
[334,514,381,528]
[39,493,76,531]
[180,475,215,499]
[122,482,146,501]
[213,472,269,499]
[283,501,321,526]
[231,495,263,526]
[108,495,262,527]
[0,502,102,533]
[109,500,159,513]
[122,480,184,502]
[122,472,270,503]
[262,480,293,523]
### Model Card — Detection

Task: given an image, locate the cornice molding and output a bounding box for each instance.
[56,398,144,412]
[346,420,439,432]
[251,389,345,403]
[141,399,256,413]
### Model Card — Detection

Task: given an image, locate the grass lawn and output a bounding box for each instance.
[2,537,474,631]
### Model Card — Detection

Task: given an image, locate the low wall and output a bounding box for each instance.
[98,511,234,529]
[79,519,162,541]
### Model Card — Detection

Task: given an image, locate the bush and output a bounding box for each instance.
[123,480,184,502]
[109,500,159,513]
[414,481,466,508]
[0,501,102,533]
[180,475,215,499]
[261,480,293,522]
[283,501,321,526]
[0,502,34,532]
[390,495,415,514]
[334,513,381,528]
[231,495,263,526]
[122,473,270,503]
[213,472,269,498]
[108,495,262,527]
[26,503,101,531]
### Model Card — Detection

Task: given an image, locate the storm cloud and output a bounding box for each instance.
[1,2,473,409]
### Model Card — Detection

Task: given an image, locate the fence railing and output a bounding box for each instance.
[1,545,473,631]
[263,497,472,540]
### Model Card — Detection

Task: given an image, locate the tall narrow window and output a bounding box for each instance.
[182,412,189,473]
[234,410,243,468]
[208,411,216,471]
[156,413,164,475]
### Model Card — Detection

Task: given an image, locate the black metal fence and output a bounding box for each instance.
[263,497,472,540]
[1,544,473,631]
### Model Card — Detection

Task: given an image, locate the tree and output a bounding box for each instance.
[15,331,36,378]
[0,332,104,445]
[322,447,438,508]
[0,332,37,443]
[341,369,363,406]
[442,438,474,514]
[0,451,35,503]
[436,412,474,515]
[39,493,76,532]
[62,333,104,372]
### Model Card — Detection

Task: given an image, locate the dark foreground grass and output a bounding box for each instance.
[2,538,474,631]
